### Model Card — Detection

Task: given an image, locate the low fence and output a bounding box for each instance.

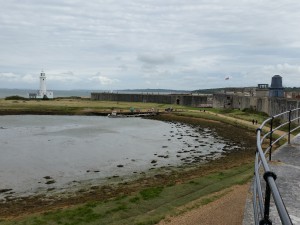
[254,108,300,224]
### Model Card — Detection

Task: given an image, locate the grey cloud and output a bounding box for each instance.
[138,54,175,65]
[1,0,300,90]
[0,73,19,81]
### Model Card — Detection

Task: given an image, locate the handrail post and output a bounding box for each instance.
[259,183,273,225]
[260,172,277,225]
[288,110,292,144]
[297,109,300,125]
[269,117,273,161]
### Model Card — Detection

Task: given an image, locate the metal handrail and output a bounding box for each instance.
[254,108,300,225]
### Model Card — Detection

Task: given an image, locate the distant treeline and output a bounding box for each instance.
[284,87,300,92]
[4,95,83,100]
[5,95,27,100]
[192,87,242,94]
[118,89,190,93]
[193,87,300,94]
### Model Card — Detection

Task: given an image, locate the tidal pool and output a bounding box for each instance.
[0,115,238,198]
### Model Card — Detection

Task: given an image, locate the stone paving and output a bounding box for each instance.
[243,134,300,225]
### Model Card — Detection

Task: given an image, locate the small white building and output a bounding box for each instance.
[28,71,54,99]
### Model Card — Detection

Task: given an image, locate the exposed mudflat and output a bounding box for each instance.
[0,114,256,218]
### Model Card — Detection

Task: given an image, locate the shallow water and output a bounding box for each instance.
[0,115,236,197]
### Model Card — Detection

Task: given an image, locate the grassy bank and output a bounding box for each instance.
[0,99,189,115]
[173,109,267,130]
[1,164,253,225]
[0,98,271,128]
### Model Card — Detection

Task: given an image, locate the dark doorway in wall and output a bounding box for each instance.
[176,98,180,105]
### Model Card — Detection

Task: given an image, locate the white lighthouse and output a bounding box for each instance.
[39,70,47,97]
[28,71,53,99]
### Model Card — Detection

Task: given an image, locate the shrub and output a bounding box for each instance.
[242,108,269,117]
[271,117,282,128]
[5,95,27,100]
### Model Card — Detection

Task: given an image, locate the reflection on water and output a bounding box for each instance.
[0,115,238,197]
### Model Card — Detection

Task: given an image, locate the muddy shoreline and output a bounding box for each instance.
[0,113,256,219]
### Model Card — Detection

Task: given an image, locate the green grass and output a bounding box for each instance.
[216,108,268,124]
[0,99,191,115]
[174,111,253,131]
[196,107,269,124]
[1,163,253,225]
[140,187,164,200]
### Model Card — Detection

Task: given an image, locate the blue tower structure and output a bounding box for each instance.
[269,75,284,97]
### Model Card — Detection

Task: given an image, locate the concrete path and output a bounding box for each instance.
[269,134,300,224]
[243,134,300,225]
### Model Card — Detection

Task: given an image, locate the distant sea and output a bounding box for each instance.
[0,89,93,99]
[0,89,190,99]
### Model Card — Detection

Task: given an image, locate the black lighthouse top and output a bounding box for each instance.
[269,75,284,97]
[270,75,283,89]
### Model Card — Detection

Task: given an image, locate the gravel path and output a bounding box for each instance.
[158,183,250,225]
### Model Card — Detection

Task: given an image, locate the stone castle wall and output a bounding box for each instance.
[91,92,212,107]
[213,93,300,121]
[91,92,300,121]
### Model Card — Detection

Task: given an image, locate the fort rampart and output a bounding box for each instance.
[213,93,300,121]
[91,92,300,121]
[91,92,212,107]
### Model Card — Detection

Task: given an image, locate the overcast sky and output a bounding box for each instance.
[1,1,300,91]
